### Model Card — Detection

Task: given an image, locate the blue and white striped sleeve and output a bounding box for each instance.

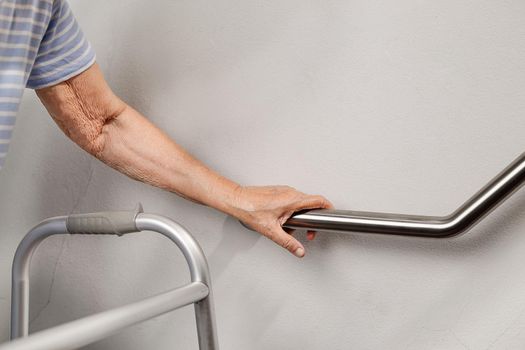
[26,0,96,89]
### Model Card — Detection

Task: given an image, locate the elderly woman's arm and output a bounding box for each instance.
[35,63,332,258]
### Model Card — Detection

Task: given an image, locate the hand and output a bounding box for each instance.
[233,185,334,258]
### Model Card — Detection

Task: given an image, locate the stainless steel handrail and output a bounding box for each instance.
[0,208,219,350]
[285,152,525,237]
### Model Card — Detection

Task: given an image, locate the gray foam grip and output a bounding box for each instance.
[66,203,144,236]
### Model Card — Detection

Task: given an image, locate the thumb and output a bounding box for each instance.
[269,226,306,258]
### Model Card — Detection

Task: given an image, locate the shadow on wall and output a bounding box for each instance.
[209,216,261,279]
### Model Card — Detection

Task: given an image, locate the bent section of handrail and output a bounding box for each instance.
[0,282,208,350]
[7,207,219,350]
[284,152,525,237]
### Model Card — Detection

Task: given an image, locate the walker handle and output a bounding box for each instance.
[66,203,143,236]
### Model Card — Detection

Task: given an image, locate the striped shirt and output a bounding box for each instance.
[0,0,96,169]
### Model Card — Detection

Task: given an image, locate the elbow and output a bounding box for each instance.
[35,63,128,160]
[84,130,107,159]
[80,104,127,160]
[68,115,109,159]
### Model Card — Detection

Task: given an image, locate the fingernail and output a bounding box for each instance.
[294,247,305,258]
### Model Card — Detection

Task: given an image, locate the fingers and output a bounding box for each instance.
[269,225,305,258]
[237,186,333,257]
[285,194,333,241]
[289,194,334,212]
[306,230,316,240]
[287,227,316,241]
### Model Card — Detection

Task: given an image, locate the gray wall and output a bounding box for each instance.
[2,0,525,348]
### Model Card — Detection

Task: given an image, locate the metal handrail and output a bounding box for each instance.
[285,152,525,237]
[0,206,219,350]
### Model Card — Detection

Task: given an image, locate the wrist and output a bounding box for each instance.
[199,172,247,218]
[220,184,253,221]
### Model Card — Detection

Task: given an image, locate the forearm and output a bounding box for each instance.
[36,64,243,218]
[93,107,333,258]
[95,104,243,217]
[36,63,333,257]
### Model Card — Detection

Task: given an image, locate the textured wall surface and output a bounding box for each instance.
[1,1,525,349]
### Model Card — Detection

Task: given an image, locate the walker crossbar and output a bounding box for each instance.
[1,283,208,350]
[0,204,219,350]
